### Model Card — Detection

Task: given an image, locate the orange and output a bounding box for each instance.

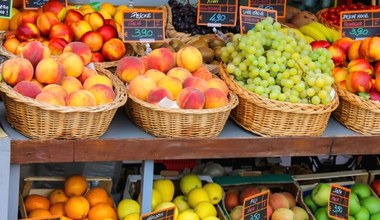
[3,37,20,54]
[9,12,20,30]
[60,216,73,220]
[49,188,69,204]
[106,196,114,207]
[24,194,51,213]
[87,203,117,220]
[50,202,66,216]
[64,174,88,197]
[28,209,52,218]
[64,196,90,219]
[85,187,109,207]
[0,17,10,31]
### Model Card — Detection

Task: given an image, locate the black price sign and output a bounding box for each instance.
[0,0,11,18]
[341,9,380,40]
[23,0,67,9]
[243,190,270,220]
[122,10,165,43]
[328,184,350,220]
[240,6,277,34]
[248,0,286,18]
[197,0,238,27]
[140,206,176,220]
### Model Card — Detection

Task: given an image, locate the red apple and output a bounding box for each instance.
[333,37,354,53]
[224,189,240,212]
[239,186,261,205]
[347,58,373,75]
[332,67,348,84]
[328,44,347,67]
[345,71,373,93]
[310,40,331,50]
[370,179,380,196]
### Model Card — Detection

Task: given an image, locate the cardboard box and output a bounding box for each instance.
[368,170,380,184]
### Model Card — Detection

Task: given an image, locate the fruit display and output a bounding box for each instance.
[221,17,335,105]
[298,21,341,44]
[305,182,380,220]
[279,6,319,29]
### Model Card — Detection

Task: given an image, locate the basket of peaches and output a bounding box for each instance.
[117,45,239,138]
[0,41,127,140]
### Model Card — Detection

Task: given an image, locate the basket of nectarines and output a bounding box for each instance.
[0,41,128,139]
[117,46,239,138]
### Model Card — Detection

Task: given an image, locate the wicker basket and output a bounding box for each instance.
[124,86,239,138]
[218,63,340,137]
[316,9,340,31]
[333,86,380,135]
[0,64,127,140]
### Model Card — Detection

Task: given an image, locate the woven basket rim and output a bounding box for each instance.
[0,63,127,113]
[335,85,380,112]
[218,62,340,114]
[316,8,340,31]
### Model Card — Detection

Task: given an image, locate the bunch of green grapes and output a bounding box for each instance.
[220,17,335,105]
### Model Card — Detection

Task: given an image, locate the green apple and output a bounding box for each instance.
[314,206,329,220]
[349,192,361,215]
[312,183,330,207]
[351,183,372,200]
[304,194,318,213]
[353,206,370,220]
[360,196,380,215]
[350,216,356,220]
[370,212,380,220]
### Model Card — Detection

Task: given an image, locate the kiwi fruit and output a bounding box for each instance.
[198,46,214,63]
[169,39,183,50]
[213,46,222,61]
[150,41,166,49]
[190,39,209,49]
[209,38,226,49]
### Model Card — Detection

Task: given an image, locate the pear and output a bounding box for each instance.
[153,179,175,202]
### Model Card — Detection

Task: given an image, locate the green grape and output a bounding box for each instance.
[226,43,235,53]
[271,64,280,73]
[239,63,247,72]
[232,56,241,65]
[278,93,287,101]
[315,77,325,88]
[232,34,241,44]
[306,88,316,97]
[273,22,281,30]
[322,94,332,105]
[260,80,269,88]
[294,81,305,92]
[242,71,249,79]
[246,84,255,92]
[226,63,236,74]
[253,77,261,86]
[311,96,321,105]
[234,68,242,77]
[269,91,279,100]
[254,86,265,95]
[267,77,276,86]
[318,90,328,99]
[289,95,299,103]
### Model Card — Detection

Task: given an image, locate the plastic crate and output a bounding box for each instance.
[155,159,197,172]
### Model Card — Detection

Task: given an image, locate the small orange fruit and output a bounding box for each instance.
[50,202,66,216]
[87,203,117,220]
[64,196,90,219]
[28,209,52,218]
[24,194,51,213]
[106,196,114,207]
[49,189,69,204]
[64,174,88,197]
[60,216,73,220]
[85,187,109,207]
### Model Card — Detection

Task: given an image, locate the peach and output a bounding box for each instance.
[96,24,117,42]
[31,79,44,88]
[98,9,111,20]
[104,19,117,30]
[63,42,92,65]
[128,75,157,101]
[42,0,67,21]
[157,76,183,100]
[147,87,173,104]
[35,57,65,84]
[48,37,68,55]
[10,13,20,30]
[281,192,296,208]
[15,22,40,42]
[347,40,362,61]
[345,71,372,93]
[57,52,84,77]
[116,56,145,83]
[207,78,229,96]
[42,84,67,98]
[176,87,205,109]
[183,76,209,93]
[5,30,16,39]
[147,48,175,73]
[70,20,92,41]
[78,66,97,84]
[36,11,60,36]
[15,41,28,55]
[64,9,83,26]
[140,56,149,71]
[204,88,228,109]
[65,89,96,106]
[101,38,126,61]
[375,61,380,79]
[332,67,348,84]
[17,10,38,25]
[61,76,83,94]
[80,30,103,52]
[36,91,66,106]
[145,69,166,83]
[2,58,34,86]
[13,80,42,98]
[49,23,74,43]
[90,52,105,62]
[347,58,373,75]
[271,208,294,220]
[176,46,203,72]
[83,74,113,90]
[83,11,104,31]
[166,67,192,83]
[269,193,290,211]
[20,41,51,68]
[99,2,116,17]
[3,37,20,54]
[87,84,116,105]
[333,37,353,53]
[192,66,212,81]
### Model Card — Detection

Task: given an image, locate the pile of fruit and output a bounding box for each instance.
[305,182,380,220]
[116,46,230,110]
[298,21,341,44]
[1,41,116,107]
[23,174,117,219]
[117,173,223,220]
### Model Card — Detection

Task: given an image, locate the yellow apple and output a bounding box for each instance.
[194,201,217,219]
[117,198,140,220]
[187,187,210,208]
[179,173,202,195]
[154,201,179,219]
[122,212,139,220]
[203,182,223,205]
[177,209,200,220]
[173,195,191,213]
[153,179,175,202]
[138,188,162,211]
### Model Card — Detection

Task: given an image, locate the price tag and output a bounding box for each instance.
[0,0,11,18]
[140,206,176,220]
[328,184,351,220]
[23,0,67,10]
[248,0,286,18]
[242,190,270,220]
[197,0,238,27]
[122,9,165,43]
[340,9,380,40]
[239,6,277,34]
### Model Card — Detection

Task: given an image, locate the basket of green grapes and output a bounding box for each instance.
[218,17,339,137]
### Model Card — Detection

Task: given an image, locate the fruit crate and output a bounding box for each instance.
[213,174,315,220]
[19,176,113,219]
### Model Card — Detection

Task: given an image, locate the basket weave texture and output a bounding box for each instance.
[218,63,339,137]
[333,86,380,135]
[316,9,340,31]
[125,86,239,138]
[0,64,127,140]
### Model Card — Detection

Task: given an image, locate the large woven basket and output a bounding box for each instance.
[124,87,239,138]
[218,63,340,137]
[333,86,380,135]
[0,64,127,140]
[316,9,340,31]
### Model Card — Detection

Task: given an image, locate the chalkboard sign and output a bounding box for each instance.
[240,6,277,34]
[0,0,11,18]
[122,10,165,43]
[341,9,380,40]
[23,0,67,9]
[242,190,270,220]
[248,0,286,18]
[140,206,176,220]
[328,184,350,220]
[197,0,238,27]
